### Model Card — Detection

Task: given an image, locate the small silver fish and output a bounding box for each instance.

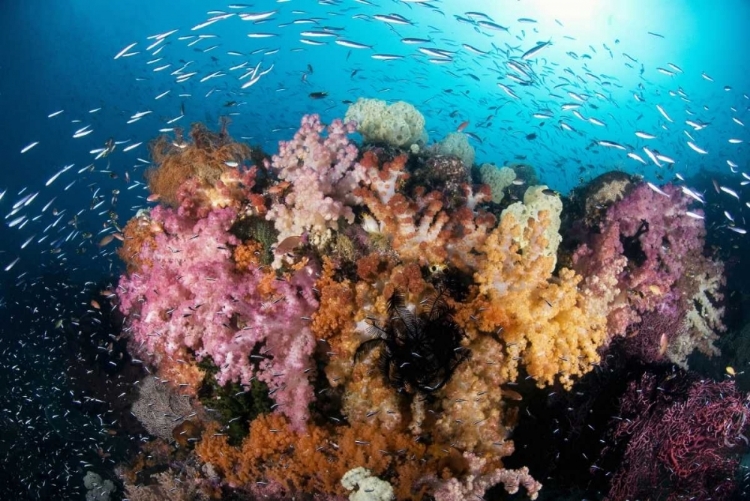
[647,182,670,198]
[373,13,412,25]
[719,186,740,200]
[521,41,552,60]
[334,39,372,49]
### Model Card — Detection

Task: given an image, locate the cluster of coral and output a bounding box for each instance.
[113,100,740,500]
[600,370,750,500]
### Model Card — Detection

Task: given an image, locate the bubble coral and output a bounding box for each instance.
[344,97,427,147]
[434,132,475,168]
[478,163,516,204]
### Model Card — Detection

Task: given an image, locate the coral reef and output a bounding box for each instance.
[466,203,608,389]
[353,290,470,395]
[572,182,724,366]
[601,372,750,501]
[84,471,116,501]
[130,376,196,442]
[120,461,213,501]
[265,114,366,259]
[146,121,258,218]
[113,108,734,501]
[410,154,471,204]
[354,149,496,270]
[416,452,541,501]
[117,205,319,430]
[341,467,394,501]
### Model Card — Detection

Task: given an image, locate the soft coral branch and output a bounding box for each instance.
[117,206,318,430]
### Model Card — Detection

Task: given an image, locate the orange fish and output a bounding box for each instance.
[274,235,303,255]
[501,387,523,401]
[98,234,115,247]
[91,300,101,310]
[658,332,668,357]
[457,120,470,132]
[146,193,160,202]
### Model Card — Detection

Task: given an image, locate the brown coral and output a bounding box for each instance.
[172,419,204,448]
[145,123,261,219]
[117,212,162,272]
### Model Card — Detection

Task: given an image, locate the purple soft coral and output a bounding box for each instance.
[605,183,705,310]
[574,183,705,337]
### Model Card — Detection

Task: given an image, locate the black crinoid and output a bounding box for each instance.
[354,289,471,395]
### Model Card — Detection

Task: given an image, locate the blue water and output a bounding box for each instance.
[0,0,749,499]
[1,0,749,281]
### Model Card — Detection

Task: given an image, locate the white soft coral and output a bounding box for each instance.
[341,467,394,501]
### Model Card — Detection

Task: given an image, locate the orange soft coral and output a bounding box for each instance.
[117,211,162,272]
[155,349,206,397]
[194,422,240,478]
[311,258,357,343]
[196,412,460,500]
[233,240,264,271]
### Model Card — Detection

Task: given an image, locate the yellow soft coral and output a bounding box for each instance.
[466,204,607,389]
[434,336,517,456]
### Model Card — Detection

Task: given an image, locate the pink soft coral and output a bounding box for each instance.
[416,452,542,501]
[266,114,366,251]
[117,206,318,430]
